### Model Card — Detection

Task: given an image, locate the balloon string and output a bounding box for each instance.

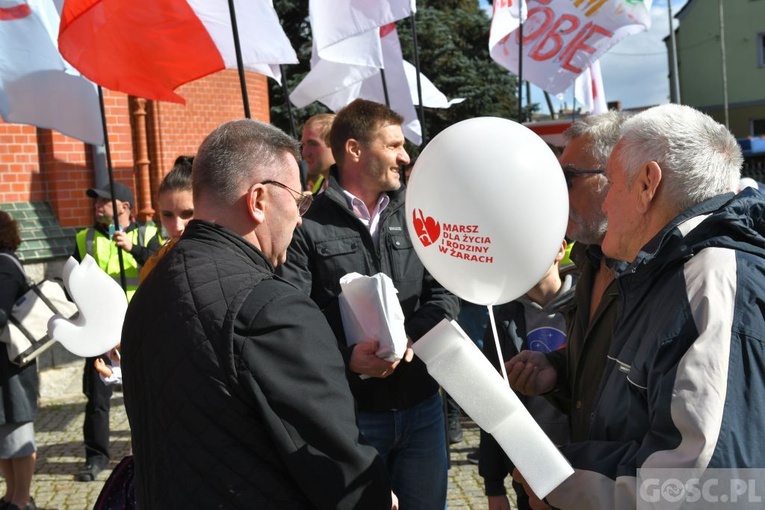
[488,304,508,383]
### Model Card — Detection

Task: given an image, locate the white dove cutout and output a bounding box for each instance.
[47,255,128,357]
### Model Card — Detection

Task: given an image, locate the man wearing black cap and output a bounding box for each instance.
[73,181,160,482]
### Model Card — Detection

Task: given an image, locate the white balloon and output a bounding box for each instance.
[406,117,568,305]
[48,254,127,357]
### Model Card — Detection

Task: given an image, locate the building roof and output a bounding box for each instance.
[4,202,78,262]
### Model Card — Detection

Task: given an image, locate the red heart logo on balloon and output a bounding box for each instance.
[413,209,441,247]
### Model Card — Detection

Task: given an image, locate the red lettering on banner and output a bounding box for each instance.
[559,22,612,73]
[528,14,580,61]
[0,3,31,20]
[522,6,614,72]
[521,7,554,42]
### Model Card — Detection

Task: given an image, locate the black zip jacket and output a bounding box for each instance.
[278,172,460,411]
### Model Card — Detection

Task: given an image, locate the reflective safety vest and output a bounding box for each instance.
[76,224,158,301]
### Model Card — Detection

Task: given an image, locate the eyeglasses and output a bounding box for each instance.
[261,180,313,216]
[562,169,604,189]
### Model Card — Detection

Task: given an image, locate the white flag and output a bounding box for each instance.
[291,0,414,109]
[374,25,421,144]
[489,0,527,66]
[574,60,607,114]
[291,23,461,146]
[186,0,298,84]
[310,0,414,66]
[490,0,651,95]
[402,61,465,109]
[0,0,103,145]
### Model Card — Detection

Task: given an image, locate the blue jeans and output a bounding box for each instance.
[357,393,448,510]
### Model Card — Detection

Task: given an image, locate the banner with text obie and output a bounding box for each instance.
[490,0,652,95]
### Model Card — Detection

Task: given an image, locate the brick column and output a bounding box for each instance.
[131,97,154,223]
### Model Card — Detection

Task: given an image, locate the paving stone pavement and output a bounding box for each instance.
[446,419,518,510]
[6,383,517,509]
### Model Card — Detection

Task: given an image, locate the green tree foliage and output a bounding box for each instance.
[269,0,537,153]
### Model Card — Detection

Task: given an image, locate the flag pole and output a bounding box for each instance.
[718,0,729,129]
[226,0,251,119]
[410,14,427,145]
[517,1,524,123]
[380,69,391,108]
[544,91,556,120]
[667,1,681,103]
[97,86,127,293]
[278,64,304,189]
[279,65,299,139]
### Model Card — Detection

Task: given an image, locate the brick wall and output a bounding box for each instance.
[0,123,42,203]
[0,70,269,228]
[46,89,136,228]
[151,70,270,179]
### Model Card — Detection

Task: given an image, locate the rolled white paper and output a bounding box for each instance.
[413,319,574,498]
[338,272,408,361]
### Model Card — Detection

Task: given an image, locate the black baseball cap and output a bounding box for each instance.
[86,182,134,207]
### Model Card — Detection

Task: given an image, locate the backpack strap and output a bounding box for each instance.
[0,252,32,286]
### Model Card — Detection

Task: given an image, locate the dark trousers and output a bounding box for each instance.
[83,356,113,466]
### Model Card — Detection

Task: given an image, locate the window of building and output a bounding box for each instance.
[753,119,765,137]
[759,33,765,68]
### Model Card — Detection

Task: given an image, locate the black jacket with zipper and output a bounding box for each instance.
[278,172,460,412]
[122,220,391,509]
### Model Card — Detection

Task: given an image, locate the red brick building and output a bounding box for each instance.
[1,70,269,262]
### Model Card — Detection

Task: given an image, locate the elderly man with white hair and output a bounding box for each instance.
[515,103,765,510]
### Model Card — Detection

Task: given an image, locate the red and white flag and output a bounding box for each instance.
[490,0,651,95]
[0,0,102,145]
[58,0,297,104]
[574,60,607,114]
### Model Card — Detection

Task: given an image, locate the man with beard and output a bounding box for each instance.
[279,99,460,510]
[515,102,765,510]
[73,182,159,482]
[508,111,631,442]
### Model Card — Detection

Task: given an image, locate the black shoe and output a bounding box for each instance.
[76,461,105,482]
[448,414,463,444]
[7,497,36,510]
[467,449,479,465]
